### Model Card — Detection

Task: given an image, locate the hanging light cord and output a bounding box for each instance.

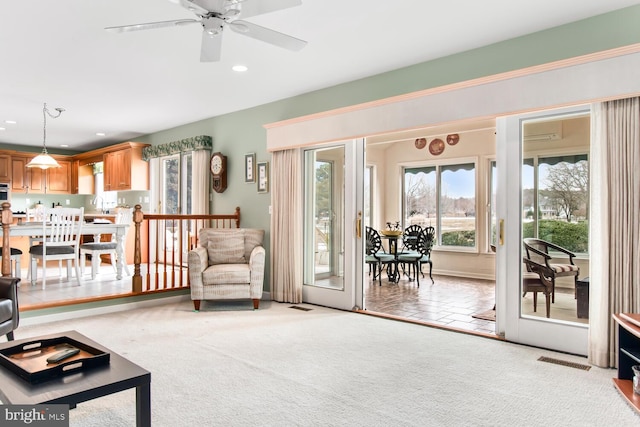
[42,102,64,154]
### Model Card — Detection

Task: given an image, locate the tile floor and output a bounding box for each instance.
[364,273,497,335]
[363,270,587,336]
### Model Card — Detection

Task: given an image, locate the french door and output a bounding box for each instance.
[302,139,365,311]
[496,105,590,355]
[157,153,193,260]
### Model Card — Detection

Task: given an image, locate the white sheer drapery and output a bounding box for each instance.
[192,150,210,215]
[589,97,640,367]
[270,149,303,303]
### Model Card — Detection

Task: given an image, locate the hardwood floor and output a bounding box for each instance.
[16,264,136,309]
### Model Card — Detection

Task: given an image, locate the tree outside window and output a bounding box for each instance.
[522,155,589,253]
[404,163,476,248]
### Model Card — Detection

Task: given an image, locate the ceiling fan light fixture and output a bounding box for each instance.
[231,22,249,33]
[203,17,224,36]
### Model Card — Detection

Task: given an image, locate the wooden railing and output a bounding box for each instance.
[1,202,241,295]
[131,205,240,293]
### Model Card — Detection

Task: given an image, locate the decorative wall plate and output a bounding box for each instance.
[428,138,445,156]
[414,138,427,149]
[446,134,460,145]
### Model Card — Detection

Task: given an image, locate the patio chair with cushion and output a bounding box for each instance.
[523,238,580,304]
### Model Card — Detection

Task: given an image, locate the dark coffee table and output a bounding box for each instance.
[0,330,151,427]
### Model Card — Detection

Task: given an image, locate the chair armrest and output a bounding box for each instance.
[524,244,551,260]
[249,245,266,271]
[523,258,553,280]
[187,247,208,274]
[541,241,576,262]
[0,277,19,301]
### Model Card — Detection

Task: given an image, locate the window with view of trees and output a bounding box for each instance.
[522,154,589,254]
[404,163,476,248]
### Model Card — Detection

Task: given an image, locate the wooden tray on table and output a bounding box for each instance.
[0,335,110,384]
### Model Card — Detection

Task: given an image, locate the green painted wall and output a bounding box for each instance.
[134,5,640,292]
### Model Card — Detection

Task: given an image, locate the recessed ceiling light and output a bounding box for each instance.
[4,120,16,124]
[232,65,248,72]
[96,132,106,136]
[0,127,5,131]
[60,144,69,148]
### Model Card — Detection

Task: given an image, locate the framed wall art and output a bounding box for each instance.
[244,153,256,183]
[257,161,269,193]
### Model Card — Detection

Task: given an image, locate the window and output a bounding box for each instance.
[522,154,589,254]
[404,162,476,248]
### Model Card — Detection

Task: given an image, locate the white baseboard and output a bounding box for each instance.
[431,270,495,281]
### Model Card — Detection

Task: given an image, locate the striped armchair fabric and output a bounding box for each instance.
[188,228,265,311]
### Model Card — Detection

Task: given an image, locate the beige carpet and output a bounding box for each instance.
[4,300,639,426]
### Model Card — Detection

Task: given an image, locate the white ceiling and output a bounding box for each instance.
[1,0,637,152]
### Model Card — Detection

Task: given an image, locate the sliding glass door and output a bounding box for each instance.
[302,140,365,310]
[497,105,590,355]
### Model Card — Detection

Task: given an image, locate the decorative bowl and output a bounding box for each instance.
[381,230,402,237]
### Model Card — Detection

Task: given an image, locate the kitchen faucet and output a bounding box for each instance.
[92,196,104,213]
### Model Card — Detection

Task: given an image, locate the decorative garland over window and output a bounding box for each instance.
[142,135,212,161]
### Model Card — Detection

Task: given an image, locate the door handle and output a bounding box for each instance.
[499,219,504,245]
[356,211,362,238]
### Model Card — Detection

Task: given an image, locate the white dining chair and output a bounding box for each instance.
[29,207,84,290]
[80,207,133,279]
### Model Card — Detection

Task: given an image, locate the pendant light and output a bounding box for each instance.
[26,102,64,169]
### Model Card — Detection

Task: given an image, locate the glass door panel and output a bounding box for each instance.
[303,140,364,310]
[498,106,590,355]
[303,146,345,290]
[160,153,193,261]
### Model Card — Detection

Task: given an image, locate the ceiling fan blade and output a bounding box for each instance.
[230,20,306,51]
[200,31,223,62]
[105,19,198,33]
[177,0,213,16]
[232,0,302,19]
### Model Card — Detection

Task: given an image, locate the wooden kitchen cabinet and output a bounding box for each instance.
[71,160,95,194]
[11,156,28,191]
[0,155,10,182]
[103,143,149,191]
[11,156,70,194]
[46,160,71,193]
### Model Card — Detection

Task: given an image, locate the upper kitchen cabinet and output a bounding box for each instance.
[71,159,95,195]
[0,154,11,182]
[11,156,29,192]
[11,155,71,194]
[46,160,72,193]
[103,142,149,191]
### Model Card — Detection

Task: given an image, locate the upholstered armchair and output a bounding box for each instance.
[0,277,20,341]
[188,228,265,311]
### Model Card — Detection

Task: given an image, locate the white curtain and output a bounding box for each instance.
[589,97,640,367]
[192,150,210,215]
[270,149,303,303]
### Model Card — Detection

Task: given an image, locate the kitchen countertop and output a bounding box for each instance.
[10,212,117,219]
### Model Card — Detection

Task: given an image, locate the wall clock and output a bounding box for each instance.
[210,152,227,193]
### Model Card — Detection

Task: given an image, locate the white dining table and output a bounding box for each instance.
[0,221,129,280]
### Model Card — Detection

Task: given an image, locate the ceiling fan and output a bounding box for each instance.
[105,0,307,62]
